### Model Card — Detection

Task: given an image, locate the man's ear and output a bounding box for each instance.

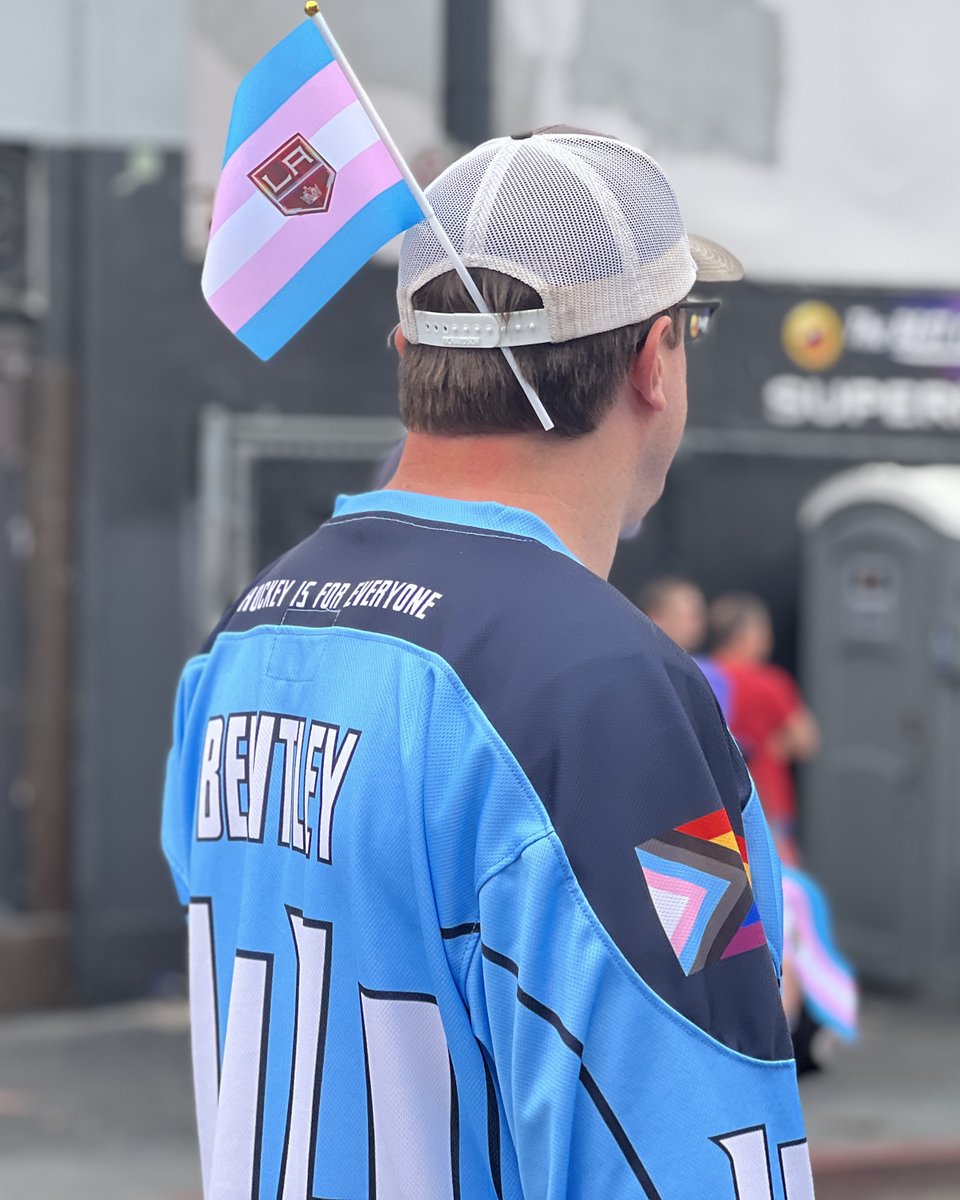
[626,315,673,413]
[392,324,407,357]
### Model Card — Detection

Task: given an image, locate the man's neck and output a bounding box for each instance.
[387,430,630,578]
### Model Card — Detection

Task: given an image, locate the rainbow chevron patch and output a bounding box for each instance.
[636,808,766,976]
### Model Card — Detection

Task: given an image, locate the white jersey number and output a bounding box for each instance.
[189,902,331,1200]
[188,899,459,1199]
[713,1126,815,1200]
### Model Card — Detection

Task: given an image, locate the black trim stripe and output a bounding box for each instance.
[190,897,221,1084]
[478,1040,503,1200]
[777,1136,811,1197]
[358,984,438,1004]
[481,943,662,1199]
[234,949,274,1200]
[277,909,333,1200]
[359,989,377,1200]
[358,984,460,1200]
[578,1064,662,1199]
[481,944,583,1055]
[449,1055,461,1200]
[710,1125,775,1200]
[441,922,482,940]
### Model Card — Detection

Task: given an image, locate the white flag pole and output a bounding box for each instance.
[303,2,554,432]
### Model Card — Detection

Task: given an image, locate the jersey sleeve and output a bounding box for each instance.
[452,630,813,1200]
[160,655,207,906]
[465,828,812,1200]
[741,782,785,979]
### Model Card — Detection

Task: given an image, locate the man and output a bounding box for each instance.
[706,594,854,1072]
[163,129,813,1199]
[708,593,821,865]
[639,577,734,717]
[636,577,708,654]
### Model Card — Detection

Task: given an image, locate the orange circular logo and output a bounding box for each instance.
[781,302,845,372]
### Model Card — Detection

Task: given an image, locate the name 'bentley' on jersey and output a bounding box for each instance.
[195,712,361,862]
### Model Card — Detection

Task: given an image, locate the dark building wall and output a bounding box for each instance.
[67,148,401,999]
[64,0,499,999]
[610,454,841,675]
[0,322,31,913]
[612,281,960,672]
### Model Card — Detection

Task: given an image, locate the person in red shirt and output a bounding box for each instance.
[707,595,856,1069]
[708,594,820,866]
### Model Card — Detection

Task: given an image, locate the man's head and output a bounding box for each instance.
[397,267,685,438]
[709,593,774,663]
[392,126,741,541]
[638,577,707,653]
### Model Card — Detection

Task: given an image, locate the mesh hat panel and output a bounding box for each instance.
[397,133,701,344]
[480,146,625,286]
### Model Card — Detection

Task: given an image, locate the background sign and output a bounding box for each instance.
[686,283,960,438]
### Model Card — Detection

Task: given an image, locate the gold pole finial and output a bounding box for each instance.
[305,1,320,15]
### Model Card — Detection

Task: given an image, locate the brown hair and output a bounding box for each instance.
[398,268,681,437]
[637,576,700,618]
[398,123,685,437]
[708,593,771,652]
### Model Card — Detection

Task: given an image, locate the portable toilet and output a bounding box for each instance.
[798,464,960,996]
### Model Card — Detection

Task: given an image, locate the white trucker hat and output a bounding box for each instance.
[397,131,743,350]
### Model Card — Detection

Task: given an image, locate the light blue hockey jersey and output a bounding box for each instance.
[162,490,814,1199]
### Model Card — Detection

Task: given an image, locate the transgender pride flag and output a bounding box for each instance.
[202,19,424,360]
[782,865,858,1042]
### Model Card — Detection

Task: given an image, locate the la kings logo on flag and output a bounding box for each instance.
[248,133,337,216]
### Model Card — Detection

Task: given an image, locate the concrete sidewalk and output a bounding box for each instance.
[0,1001,200,1200]
[0,993,953,1199]
[802,993,960,1199]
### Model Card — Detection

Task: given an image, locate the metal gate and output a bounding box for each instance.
[197,407,404,637]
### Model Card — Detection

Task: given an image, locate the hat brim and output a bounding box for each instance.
[689,234,744,282]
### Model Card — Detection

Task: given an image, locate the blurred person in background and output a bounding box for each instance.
[707,593,856,1070]
[639,576,732,714]
[707,592,819,867]
[637,576,707,653]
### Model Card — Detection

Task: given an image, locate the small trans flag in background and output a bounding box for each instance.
[202,19,424,360]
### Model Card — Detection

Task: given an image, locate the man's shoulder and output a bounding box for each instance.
[209,505,722,744]
[201,501,721,743]
[209,502,654,647]
[327,504,713,724]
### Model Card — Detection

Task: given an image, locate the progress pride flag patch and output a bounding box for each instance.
[636,807,766,976]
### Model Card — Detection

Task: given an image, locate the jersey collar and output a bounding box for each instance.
[332,489,580,562]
